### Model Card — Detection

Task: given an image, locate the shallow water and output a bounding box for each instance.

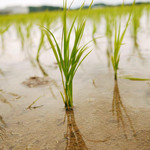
[0,6,150,150]
[0,59,150,149]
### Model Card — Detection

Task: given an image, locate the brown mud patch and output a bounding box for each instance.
[22,76,57,88]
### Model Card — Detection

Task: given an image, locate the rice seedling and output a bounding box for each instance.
[131,8,142,50]
[36,14,49,63]
[24,22,38,67]
[0,25,10,50]
[26,22,33,48]
[92,23,97,46]
[42,0,93,109]
[105,14,114,68]
[36,29,45,63]
[15,23,25,50]
[111,1,135,80]
[36,14,56,76]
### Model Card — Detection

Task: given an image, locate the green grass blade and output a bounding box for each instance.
[60,91,66,104]
[36,31,45,62]
[42,26,66,73]
[120,76,150,81]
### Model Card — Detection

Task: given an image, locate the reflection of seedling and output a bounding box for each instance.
[111,1,135,80]
[0,115,6,127]
[43,0,93,109]
[56,109,110,149]
[0,88,22,107]
[0,94,12,107]
[0,116,7,140]
[0,125,6,140]
[64,109,88,150]
[112,81,136,139]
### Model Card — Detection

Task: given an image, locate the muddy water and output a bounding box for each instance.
[0,12,150,150]
[0,58,150,150]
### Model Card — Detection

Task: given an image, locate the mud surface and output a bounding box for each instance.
[23,76,54,88]
[0,60,150,150]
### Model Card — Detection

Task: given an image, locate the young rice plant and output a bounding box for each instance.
[42,0,93,109]
[111,0,135,80]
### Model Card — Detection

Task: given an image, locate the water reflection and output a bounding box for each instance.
[62,109,110,149]
[112,80,136,139]
[65,109,88,150]
[0,126,6,140]
[0,115,6,127]
[0,90,15,140]
[0,94,12,107]
[0,115,6,140]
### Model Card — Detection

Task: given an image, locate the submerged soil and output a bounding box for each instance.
[22,76,56,88]
[0,60,150,150]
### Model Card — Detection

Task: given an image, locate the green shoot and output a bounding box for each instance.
[0,25,10,50]
[111,0,135,80]
[42,0,93,109]
[105,14,114,68]
[16,23,25,50]
[36,30,45,63]
[131,8,142,58]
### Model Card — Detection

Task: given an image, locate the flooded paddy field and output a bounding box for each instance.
[0,4,150,150]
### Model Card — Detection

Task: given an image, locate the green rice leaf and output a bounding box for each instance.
[120,75,150,81]
[60,91,66,104]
